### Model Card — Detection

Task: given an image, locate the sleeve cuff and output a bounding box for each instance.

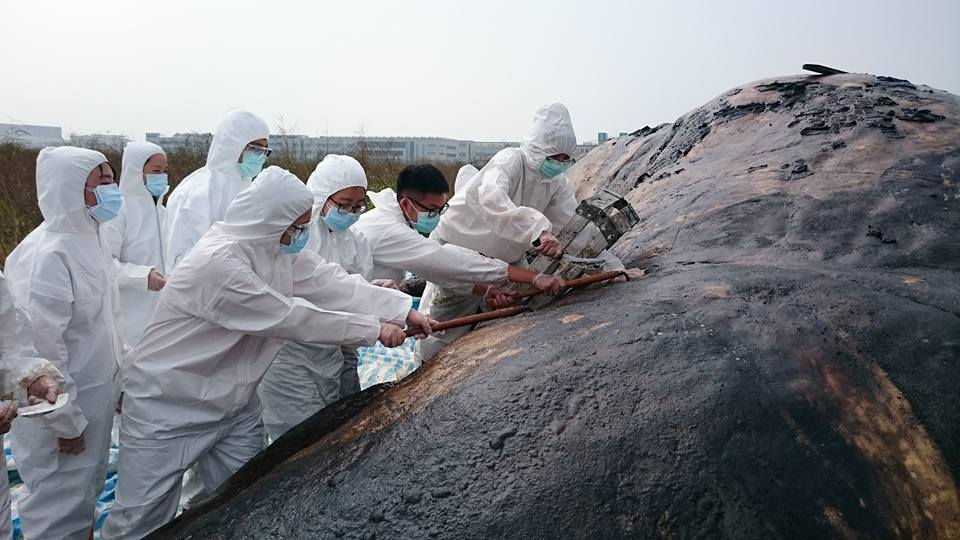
[32,401,88,439]
[13,359,66,406]
[527,215,552,245]
[119,264,153,290]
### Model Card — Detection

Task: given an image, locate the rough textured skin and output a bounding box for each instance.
[154,73,960,539]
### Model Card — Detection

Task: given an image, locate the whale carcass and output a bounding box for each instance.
[154,72,960,539]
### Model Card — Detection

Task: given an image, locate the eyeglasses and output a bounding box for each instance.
[286,224,307,235]
[406,198,448,218]
[551,155,576,164]
[245,143,273,157]
[326,200,366,214]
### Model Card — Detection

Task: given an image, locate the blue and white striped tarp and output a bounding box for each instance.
[357,336,419,389]
[356,298,421,389]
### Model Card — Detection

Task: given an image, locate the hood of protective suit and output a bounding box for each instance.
[221,166,313,244]
[306,154,368,216]
[519,103,577,167]
[36,146,109,233]
[206,110,270,177]
[454,164,480,192]
[120,141,166,199]
[367,188,405,222]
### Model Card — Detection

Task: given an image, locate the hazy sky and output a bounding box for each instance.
[2,0,957,143]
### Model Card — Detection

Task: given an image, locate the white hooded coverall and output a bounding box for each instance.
[162,110,269,273]
[417,103,579,361]
[103,141,167,349]
[353,189,509,294]
[0,272,68,540]
[258,155,376,441]
[102,167,412,539]
[163,111,269,505]
[3,147,124,540]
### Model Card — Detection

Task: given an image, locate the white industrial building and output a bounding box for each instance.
[146,132,596,164]
[68,133,129,151]
[0,123,64,148]
[2,123,600,162]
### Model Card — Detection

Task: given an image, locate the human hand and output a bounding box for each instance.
[371,279,398,289]
[27,375,60,405]
[0,402,17,435]
[612,268,646,283]
[58,432,86,455]
[379,323,407,347]
[532,273,565,295]
[148,269,167,291]
[481,285,518,309]
[536,231,563,258]
[405,310,437,339]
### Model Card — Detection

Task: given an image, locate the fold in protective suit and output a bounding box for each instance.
[104,166,412,539]
[162,110,269,273]
[355,188,508,294]
[103,141,167,348]
[431,103,578,263]
[418,104,579,362]
[260,155,376,440]
[0,271,68,540]
[4,146,124,540]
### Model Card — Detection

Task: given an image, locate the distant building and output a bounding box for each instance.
[467,141,517,163]
[573,143,596,160]
[145,132,212,154]
[69,133,129,151]
[0,123,64,148]
[145,132,599,164]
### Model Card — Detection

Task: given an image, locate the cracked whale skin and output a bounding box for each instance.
[154,73,960,539]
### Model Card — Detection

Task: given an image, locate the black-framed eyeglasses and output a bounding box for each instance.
[407,197,449,218]
[286,223,307,235]
[246,143,273,157]
[327,200,367,214]
[551,155,577,164]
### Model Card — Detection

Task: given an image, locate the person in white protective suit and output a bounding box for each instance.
[418,103,614,361]
[3,147,125,540]
[102,166,433,539]
[163,111,270,507]
[258,155,396,441]
[0,271,67,540]
[162,109,270,273]
[103,141,169,349]
[355,163,565,363]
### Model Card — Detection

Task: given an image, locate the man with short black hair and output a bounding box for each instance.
[354,164,563,361]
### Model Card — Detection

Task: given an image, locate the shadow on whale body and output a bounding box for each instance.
[153,71,960,539]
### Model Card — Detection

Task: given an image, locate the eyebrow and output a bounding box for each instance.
[411,199,443,211]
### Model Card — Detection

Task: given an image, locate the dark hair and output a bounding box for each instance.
[396,164,449,197]
[99,161,117,180]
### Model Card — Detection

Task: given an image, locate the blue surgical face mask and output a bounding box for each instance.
[280,228,309,254]
[86,184,123,223]
[237,151,267,178]
[412,212,441,234]
[322,206,361,231]
[145,173,168,197]
[540,157,572,178]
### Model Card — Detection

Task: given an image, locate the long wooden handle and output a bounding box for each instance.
[404,271,625,338]
[405,306,530,338]
[513,270,626,299]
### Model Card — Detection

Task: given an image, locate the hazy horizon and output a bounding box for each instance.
[2,0,957,143]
